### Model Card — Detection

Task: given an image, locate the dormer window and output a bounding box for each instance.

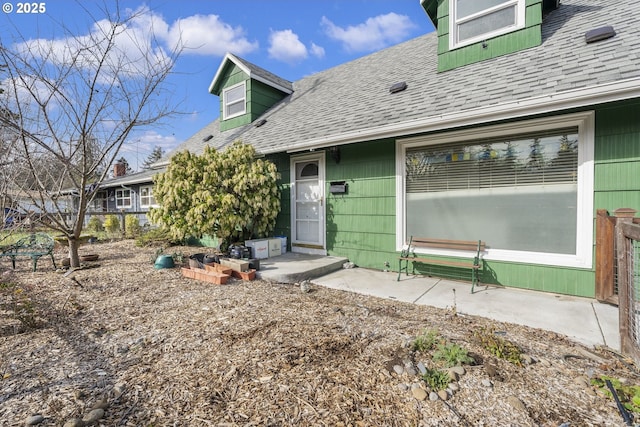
[223,82,246,119]
[450,0,525,49]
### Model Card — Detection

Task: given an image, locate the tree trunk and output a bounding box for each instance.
[68,237,81,268]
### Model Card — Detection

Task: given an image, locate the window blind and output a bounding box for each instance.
[406,128,578,194]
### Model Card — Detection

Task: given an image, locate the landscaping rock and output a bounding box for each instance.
[82,408,104,424]
[393,365,404,375]
[429,392,439,401]
[412,387,427,401]
[437,390,449,401]
[25,414,44,425]
[63,419,84,427]
[448,383,460,393]
[481,379,493,388]
[417,361,427,375]
[506,395,527,412]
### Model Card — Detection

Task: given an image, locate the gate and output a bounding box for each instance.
[616,214,640,364]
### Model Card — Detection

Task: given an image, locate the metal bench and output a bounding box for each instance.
[398,236,485,292]
[0,233,57,271]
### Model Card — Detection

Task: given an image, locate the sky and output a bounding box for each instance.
[1,0,434,171]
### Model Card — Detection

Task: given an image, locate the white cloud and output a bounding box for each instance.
[268,29,308,64]
[321,13,417,52]
[123,130,180,155]
[12,6,259,83]
[165,14,258,56]
[310,42,325,59]
[14,6,173,81]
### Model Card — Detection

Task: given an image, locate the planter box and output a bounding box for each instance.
[232,269,256,281]
[182,267,229,285]
[220,258,250,272]
[181,267,196,279]
[204,263,233,275]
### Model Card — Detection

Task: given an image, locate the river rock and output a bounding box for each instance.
[25,415,44,425]
[393,365,404,375]
[63,419,84,427]
[429,391,439,401]
[82,408,104,424]
[412,387,427,400]
[507,395,526,411]
[481,379,493,388]
[437,390,449,401]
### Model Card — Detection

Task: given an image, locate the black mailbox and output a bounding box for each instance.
[329,181,348,194]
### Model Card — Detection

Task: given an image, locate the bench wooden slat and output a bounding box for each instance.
[400,257,479,269]
[398,236,485,292]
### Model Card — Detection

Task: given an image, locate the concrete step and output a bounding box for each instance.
[256,252,349,284]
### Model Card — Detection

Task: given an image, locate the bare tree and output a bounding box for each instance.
[0,3,183,267]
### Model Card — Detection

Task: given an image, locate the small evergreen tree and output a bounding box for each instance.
[150,141,281,246]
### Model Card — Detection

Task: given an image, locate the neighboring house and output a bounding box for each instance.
[85,163,160,225]
[156,0,639,298]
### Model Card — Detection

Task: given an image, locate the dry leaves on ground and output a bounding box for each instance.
[0,239,638,426]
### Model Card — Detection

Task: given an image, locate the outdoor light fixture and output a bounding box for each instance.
[329,146,341,164]
[202,135,213,142]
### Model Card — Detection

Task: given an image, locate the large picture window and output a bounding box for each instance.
[397,112,595,268]
[450,0,525,49]
[223,82,246,119]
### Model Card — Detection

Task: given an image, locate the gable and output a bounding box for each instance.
[209,53,293,132]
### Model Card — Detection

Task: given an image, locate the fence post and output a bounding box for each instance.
[596,209,616,302]
[615,208,637,357]
[120,210,126,236]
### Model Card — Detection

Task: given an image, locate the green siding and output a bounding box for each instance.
[594,100,640,216]
[436,0,543,72]
[323,140,398,269]
[268,153,291,246]
[248,80,287,121]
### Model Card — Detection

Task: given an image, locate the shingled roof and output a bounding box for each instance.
[167,0,640,161]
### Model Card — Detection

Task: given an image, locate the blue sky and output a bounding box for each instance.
[2,1,434,171]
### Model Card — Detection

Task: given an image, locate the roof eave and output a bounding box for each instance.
[208,53,293,95]
[276,77,640,154]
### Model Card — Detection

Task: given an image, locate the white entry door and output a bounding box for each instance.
[291,153,326,255]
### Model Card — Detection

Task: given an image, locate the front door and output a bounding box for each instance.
[291,153,326,255]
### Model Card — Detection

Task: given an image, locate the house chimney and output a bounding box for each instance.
[114,162,126,177]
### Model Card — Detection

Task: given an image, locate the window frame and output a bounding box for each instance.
[222,81,246,120]
[396,111,595,269]
[139,185,157,208]
[449,0,526,50]
[115,189,132,209]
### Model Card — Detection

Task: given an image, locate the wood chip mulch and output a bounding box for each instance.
[1,239,638,426]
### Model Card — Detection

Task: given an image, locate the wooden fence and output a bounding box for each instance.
[615,212,640,364]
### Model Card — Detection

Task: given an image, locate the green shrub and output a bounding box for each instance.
[104,215,120,235]
[422,368,451,391]
[411,329,440,352]
[591,375,640,413]
[433,342,475,367]
[474,327,522,366]
[125,215,142,238]
[86,216,103,233]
